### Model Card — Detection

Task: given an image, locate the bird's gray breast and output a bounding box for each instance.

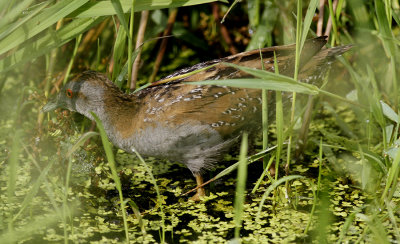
[117,122,234,173]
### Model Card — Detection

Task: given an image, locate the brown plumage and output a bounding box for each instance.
[43,37,351,200]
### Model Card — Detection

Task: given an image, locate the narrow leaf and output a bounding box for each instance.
[111,0,131,39]
[0,17,105,72]
[300,0,318,51]
[0,0,89,56]
[380,100,399,123]
[71,0,221,18]
[191,78,318,95]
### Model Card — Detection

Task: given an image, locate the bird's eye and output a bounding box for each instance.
[66,89,73,98]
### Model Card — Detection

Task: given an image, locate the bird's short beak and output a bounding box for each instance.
[42,99,59,113]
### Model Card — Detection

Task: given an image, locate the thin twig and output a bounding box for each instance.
[130,10,149,90]
[149,9,178,83]
[78,19,109,54]
[324,0,338,37]
[317,0,325,36]
[108,20,120,75]
[212,2,238,55]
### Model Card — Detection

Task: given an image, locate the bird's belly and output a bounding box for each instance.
[113,122,234,166]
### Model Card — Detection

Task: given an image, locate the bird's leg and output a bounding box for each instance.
[189,174,206,201]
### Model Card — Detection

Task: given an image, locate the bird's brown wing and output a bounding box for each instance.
[149,36,328,86]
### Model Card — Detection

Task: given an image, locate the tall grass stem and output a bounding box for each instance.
[233,132,249,239]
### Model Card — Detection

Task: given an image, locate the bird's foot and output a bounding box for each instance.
[189,187,206,201]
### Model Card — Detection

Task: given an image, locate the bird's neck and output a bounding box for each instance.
[86,87,140,151]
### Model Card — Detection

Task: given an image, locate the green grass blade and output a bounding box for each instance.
[336,0,344,21]
[317,138,323,195]
[131,149,166,243]
[294,0,302,81]
[348,0,372,28]
[63,131,99,241]
[251,155,275,193]
[328,0,339,45]
[375,0,398,108]
[275,90,283,181]
[0,0,49,40]
[300,0,318,51]
[7,130,21,234]
[190,78,318,94]
[0,0,89,56]
[256,175,304,220]
[71,0,221,18]
[0,0,34,26]
[63,157,73,243]
[66,133,99,157]
[274,52,284,182]
[127,0,136,90]
[7,130,21,205]
[21,142,63,217]
[381,144,400,203]
[336,212,357,243]
[111,0,131,37]
[375,0,396,54]
[199,146,278,190]
[259,47,268,169]
[247,0,260,28]
[385,199,400,242]
[128,200,146,235]
[112,23,128,81]
[315,191,333,243]
[12,160,54,222]
[222,62,319,91]
[246,4,278,50]
[233,132,248,240]
[357,213,390,243]
[303,179,317,235]
[0,16,105,72]
[262,90,268,168]
[304,139,323,234]
[221,0,240,23]
[63,34,82,85]
[91,112,130,242]
[116,44,144,88]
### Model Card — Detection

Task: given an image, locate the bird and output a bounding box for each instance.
[43,36,351,200]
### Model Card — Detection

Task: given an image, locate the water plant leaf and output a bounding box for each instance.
[380,100,399,123]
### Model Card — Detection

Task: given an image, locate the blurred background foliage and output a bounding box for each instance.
[1,0,400,243]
